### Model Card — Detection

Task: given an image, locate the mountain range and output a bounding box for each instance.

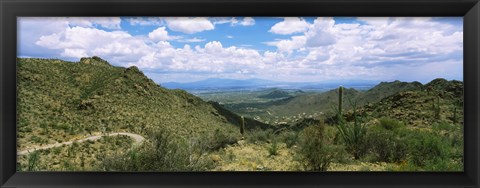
[162,78,379,91]
[17,56,463,150]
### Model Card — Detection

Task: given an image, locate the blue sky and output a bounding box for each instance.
[17,17,463,84]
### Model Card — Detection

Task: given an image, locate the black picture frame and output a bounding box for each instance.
[1,0,479,187]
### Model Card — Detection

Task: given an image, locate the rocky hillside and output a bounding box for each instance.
[259,80,422,117]
[349,78,463,127]
[356,80,423,104]
[16,57,250,150]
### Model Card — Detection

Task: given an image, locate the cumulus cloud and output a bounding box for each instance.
[239,17,255,26]
[126,17,164,26]
[148,27,180,41]
[269,17,309,35]
[165,17,214,34]
[19,17,463,83]
[212,17,255,26]
[305,17,337,47]
[36,26,152,65]
[18,17,70,58]
[264,36,307,53]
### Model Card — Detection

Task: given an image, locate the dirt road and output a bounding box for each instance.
[17,132,145,156]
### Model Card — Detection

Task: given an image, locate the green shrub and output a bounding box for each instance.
[378,117,404,130]
[408,131,448,167]
[279,131,299,148]
[102,130,214,171]
[268,139,279,156]
[246,128,274,144]
[334,98,368,159]
[27,151,40,171]
[336,120,368,159]
[205,129,237,151]
[367,129,408,163]
[298,124,344,171]
[423,158,463,171]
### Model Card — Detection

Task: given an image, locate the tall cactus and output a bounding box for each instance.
[433,96,440,119]
[453,106,457,124]
[240,116,245,136]
[338,86,344,121]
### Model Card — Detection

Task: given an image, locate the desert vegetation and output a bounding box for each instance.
[17,57,463,171]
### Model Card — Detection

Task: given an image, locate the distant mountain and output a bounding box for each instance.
[162,78,281,90]
[162,78,379,91]
[258,89,291,99]
[222,79,446,122]
[264,88,361,117]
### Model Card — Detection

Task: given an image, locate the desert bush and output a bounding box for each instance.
[298,123,345,171]
[407,131,448,167]
[268,139,279,156]
[336,118,368,159]
[432,121,459,133]
[246,128,274,144]
[27,151,40,171]
[423,158,463,171]
[378,117,405,130]
[102,130,214,171]
[334,98,369,159]
[367,129,408,163]
[206,129,238,151]
[279,130,299,148]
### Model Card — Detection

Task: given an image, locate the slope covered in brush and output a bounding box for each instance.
[264,80,425,116]
[358,78,463,127]
[16,57,243,150]
[356,80,423,104]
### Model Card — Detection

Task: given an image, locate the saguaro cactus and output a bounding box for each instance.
[240,116,245,136]
[338,86,344,120]
[453,106,457,124]
[433,96,440,119]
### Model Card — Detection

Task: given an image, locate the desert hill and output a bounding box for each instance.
[258,89,291,99]
[355,78,463,127]
[17,57,263,150]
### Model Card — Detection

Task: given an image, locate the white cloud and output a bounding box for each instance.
[269,17,309,35]
[240,17,255,26]
[165,17,214,34]
[148,27,179,41]
[36,26,152,64]
[305,17,336,47]
[18,17,70,58]
[265,36,307,53]
[178,37,206,43]
[67,17,121,30]
[211,17,255,26]
[211,17,234,25]
[126,17,164,26]
[19,17,463,83]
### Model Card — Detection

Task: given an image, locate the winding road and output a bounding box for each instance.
[17,132,145,156]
